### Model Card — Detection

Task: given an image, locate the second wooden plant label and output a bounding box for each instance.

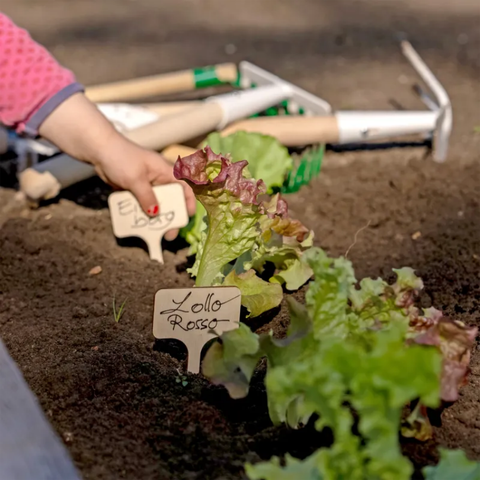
[153,286,242,373]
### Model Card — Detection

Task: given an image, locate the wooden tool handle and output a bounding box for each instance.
[85,63,237,103]
[214,63,239,83]
[19,103,222,201]
[161,145,197,164]
[125,102,223,151]
[139,101,201,116]
[220,116,340,146]
[18,154,96,201]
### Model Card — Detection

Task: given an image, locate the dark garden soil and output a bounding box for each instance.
[1,153,479,480]
[1,0,479,479]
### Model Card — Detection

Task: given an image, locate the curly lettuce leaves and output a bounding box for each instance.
[246,324,441,480]
[302,249,477,406]
[302,247,357,337]
[203,296,316,426]
[202,322,262,399]
[175,147,313,316]
[246,194,314,291]
[182,131,293,254]
[223,269,283,318]
[203,246,478,479]
[174,147,265,286]
[423,449,480,480]
[413,316,477,402]
[248,446,480,480]
[201,131,293,193]
[245,454,320,480]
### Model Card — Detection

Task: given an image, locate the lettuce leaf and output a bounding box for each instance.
[401,402,433,441]
[423,449,480,480]
[254,324,441,480]
[174,147,313,316]
[245,454,320,480]
[245,194,314,291]
[182,131,293,254]
[248,447,480,480]
[203,296,317,426]
[302,249,477,405]
[202,322,262,399]
[201,131,293,193]
[303,247,357,337]
[202,246,478,479]
[180,201,206,255]
[413,316,477,402]
[174,147,265,286]
[223,269,283,318]
[227,318,441,479]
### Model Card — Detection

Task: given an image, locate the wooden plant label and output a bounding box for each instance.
[108,183,188,263]
[153,287,242,373]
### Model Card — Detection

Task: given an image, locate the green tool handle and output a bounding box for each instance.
[85,63,238,103]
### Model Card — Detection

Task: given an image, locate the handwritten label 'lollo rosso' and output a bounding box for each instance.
[153,287,242,373]
[108,184,189,264]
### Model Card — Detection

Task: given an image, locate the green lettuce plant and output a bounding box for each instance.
[202,247,478,479]
[423,449,480,479]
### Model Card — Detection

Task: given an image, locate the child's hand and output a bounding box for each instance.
[0,13,195,241]
[94,140,196,241]
[39,93,196,241]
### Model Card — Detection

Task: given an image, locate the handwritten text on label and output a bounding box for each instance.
[117,198,175,231]
[108,184,189,263]
[153,287,242,373]
[160,291,241,332]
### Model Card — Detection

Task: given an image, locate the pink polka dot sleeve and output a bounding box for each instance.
[0,13,84,137]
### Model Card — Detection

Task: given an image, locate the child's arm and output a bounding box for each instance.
[0,13,195,230]
[0,13,82,136]
[37,91,197,228]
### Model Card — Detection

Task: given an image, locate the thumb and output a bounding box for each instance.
[130,180,159,217]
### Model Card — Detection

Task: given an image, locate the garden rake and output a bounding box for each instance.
[226,42,452,163]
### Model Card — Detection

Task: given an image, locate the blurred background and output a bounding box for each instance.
[2,0,479,117]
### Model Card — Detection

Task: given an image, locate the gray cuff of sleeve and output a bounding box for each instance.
[23,82,85,137]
